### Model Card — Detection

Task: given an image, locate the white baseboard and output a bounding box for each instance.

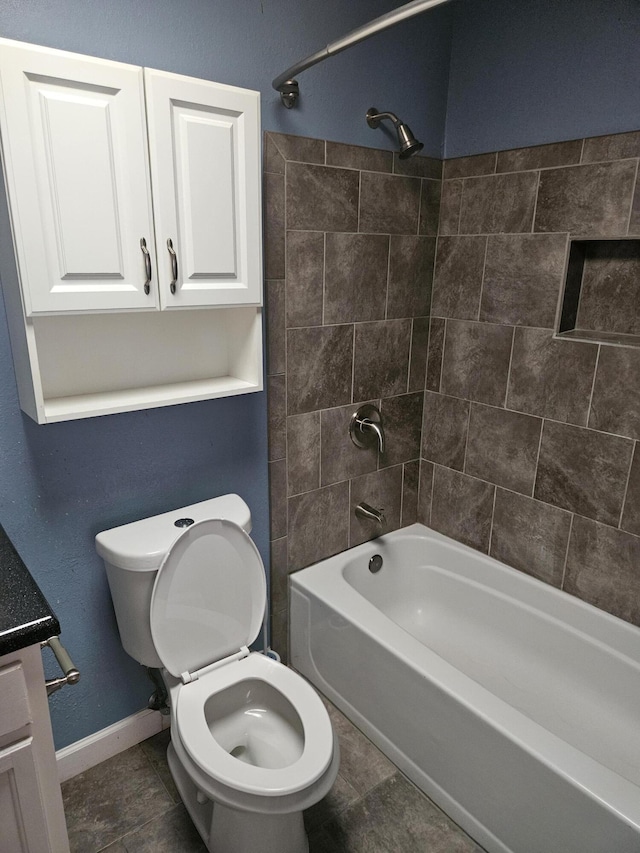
[56,707,171,783]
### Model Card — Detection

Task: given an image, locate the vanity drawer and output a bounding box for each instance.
[0,662,32,737]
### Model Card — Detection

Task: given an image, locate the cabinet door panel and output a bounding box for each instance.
[0,41,158,313]
[0,738,51,853]
[178,110,236,277]
[145,69,261,308]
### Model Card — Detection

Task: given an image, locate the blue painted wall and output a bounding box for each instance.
[445,0,640,157]
[0,1,451,749]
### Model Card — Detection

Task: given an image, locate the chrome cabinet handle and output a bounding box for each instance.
[167,238,178,294]
[140,238,152,295]
[41,636,80,697]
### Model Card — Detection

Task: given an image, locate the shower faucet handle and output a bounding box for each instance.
[350,404,385,454]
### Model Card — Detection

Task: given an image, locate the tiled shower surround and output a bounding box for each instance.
[264,128,640,657]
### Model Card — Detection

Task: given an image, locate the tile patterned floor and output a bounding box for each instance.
[62,698,484,853]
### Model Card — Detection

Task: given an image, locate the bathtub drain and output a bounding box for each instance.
[369,554,383,573]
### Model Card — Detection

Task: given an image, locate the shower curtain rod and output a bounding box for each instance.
[272,0,453,107]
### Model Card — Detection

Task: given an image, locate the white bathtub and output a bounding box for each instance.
[290,523,640,853]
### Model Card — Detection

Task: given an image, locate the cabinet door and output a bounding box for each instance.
[144,69,262,309]
[0,40,158,314]
[0,738,53,853]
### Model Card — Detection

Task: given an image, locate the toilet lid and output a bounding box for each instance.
[150,518,266,679]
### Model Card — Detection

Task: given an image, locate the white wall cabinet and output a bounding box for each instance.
[0,44,155,315]
[145,69,261,308]
[0,645,70,853]
[0,38,263,423]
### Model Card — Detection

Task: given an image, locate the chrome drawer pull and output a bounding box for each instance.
[140,238,152,295]
[41,636,80,697]
[167,238,178,294]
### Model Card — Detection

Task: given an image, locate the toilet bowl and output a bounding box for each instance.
[96,495,339,853]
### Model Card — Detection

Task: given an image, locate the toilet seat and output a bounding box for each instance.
[150,518,266,679]
[149,518,335,799]
[175,653,334,796]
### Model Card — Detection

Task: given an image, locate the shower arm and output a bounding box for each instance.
[272,0,453,108]
[366,110,402,129]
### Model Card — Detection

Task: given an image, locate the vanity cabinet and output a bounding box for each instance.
[0,644,70,853]
[0,38,262,423]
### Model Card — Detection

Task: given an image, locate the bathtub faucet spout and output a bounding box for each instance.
[355,502,386,526]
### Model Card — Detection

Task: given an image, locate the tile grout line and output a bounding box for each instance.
[503,325,517,408]
[476,235,490,321]
[406,318,414,394]
[283,159,289,544]
[438,318,447,393]
[428,461,435,527]
[549,230,571,335]
[486,485,498,556]
[617,439,636,529]
[573,249,586,326]
[456,178,464,234]
[384,234,391,321]
[624,158,640,234]
[585,343,601,427]
[405,315,563,332]
[531,416,545,499]
[350,322,356,405]
[450,153,640,180]
[321,231,326,326]
[529,169,542,233]
[559,512,575,591]
[461,401,472,475]
[579,137,586,164]
[145,753,180,811]
[318,411,323,492]
[347,478,352,548]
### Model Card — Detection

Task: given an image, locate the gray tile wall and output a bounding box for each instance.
[423,130,640,627]
[265,128,640,657]
[264,132,441,658]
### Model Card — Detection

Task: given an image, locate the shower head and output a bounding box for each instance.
[366,107,424,158]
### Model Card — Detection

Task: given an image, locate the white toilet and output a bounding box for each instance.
[96,494,339,853]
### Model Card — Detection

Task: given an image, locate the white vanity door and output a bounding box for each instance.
[0,40,158,314]
[0,738,53,852]
[144,68,261,309]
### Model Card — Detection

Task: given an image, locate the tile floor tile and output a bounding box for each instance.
[119,804,206,852]
[62,746,173,853]
[309,826,343,853]
[323,773,482,853]
[139,727,180,804]
[323,701,396,796]
[304,771,360,833]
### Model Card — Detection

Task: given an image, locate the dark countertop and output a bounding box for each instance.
[0,526,60,656]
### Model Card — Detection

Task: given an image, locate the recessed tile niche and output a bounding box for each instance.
[558,238,640,346]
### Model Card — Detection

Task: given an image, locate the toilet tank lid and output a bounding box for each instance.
[95,494,252,572]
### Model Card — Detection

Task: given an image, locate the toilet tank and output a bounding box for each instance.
[96,494,252,667]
